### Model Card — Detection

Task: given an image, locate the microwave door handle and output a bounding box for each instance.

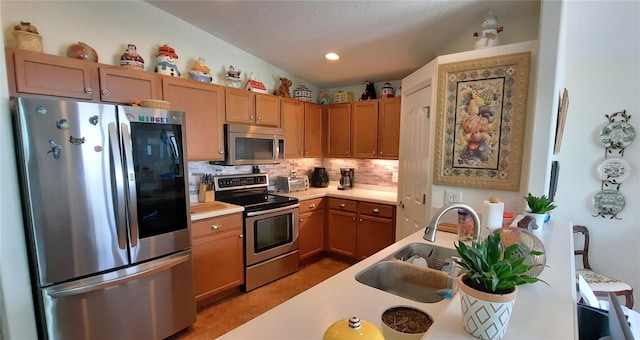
[121,123,139,247]
[273,135,279,163]
[109,123,127,250]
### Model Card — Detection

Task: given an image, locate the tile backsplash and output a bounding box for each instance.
[188,158,398,196]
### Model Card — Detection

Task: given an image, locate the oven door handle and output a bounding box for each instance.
[246,203,300,217]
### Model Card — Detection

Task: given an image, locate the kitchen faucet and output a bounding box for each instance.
[423,202,481,243]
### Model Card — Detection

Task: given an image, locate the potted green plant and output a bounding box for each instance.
[454,232,545,339]
[524,193,557,229]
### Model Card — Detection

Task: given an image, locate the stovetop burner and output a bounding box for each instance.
[213,173,298,212]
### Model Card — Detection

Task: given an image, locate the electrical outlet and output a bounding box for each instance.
[392,172,398,183]
[444,190,461,203]
[509,197,524,213]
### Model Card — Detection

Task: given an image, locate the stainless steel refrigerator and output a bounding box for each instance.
[11,97,196,340]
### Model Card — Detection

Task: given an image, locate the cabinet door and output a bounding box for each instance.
[356,214,394,260]
[327,209,357,258]
[281,98,305,158]
[326,103,352,157]
[304,102,324,157]
[162,78,225,161]
[11,48,98,100]
[378,97,401,159]
[99,66,161,104]
[351,100,379,158]
[192,229,244,301]
[225,87,254,124]
[299,209,325,261]
[255,93,280,126]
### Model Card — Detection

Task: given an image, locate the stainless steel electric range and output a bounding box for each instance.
[213,173,300,291]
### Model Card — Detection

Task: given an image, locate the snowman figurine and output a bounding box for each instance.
[473,11,503,49]
[154,44,180,77]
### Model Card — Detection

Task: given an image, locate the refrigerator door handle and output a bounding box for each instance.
[109,123,127,250]
[45,252,191,298]
[121,123,139,247]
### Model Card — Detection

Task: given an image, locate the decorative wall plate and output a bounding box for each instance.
[599,121,636,148]
[592,189,625,214]
[596,157,631,183]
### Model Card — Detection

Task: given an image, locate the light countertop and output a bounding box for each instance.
[219,220,577,339]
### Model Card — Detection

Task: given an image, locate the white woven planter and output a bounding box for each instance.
[458,275,517,340]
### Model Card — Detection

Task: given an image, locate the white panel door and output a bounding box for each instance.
[397,86,432,239]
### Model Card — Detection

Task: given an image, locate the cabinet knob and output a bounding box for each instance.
[101,89,109,96]
[257,116,262,121]
[240,234,243,238]
[379,151,383,155]
[249,116,254,120]
[339,203,346,208]
[352,217,356,221]
[211,224,220,230]
[85,88,93,94]
[309,203,316,208]
[219,150,224,155]
[372,150,376,155]
[372,208,380,213]
[299,218,304,222]
[359,218,363,222]
[345,150,349,155]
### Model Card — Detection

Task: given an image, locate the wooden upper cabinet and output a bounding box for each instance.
[225,87,254,124]
[255,92,280,126]
[281,98,305,158]
[378,97,401,159]
[162,78,225,161]
[326,103,352,158]
[98,66,161,104]
[304,102,324,158]
[8,48,99,100]
[351,100,379,158]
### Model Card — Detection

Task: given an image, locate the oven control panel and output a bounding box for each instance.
[214,174,268,190]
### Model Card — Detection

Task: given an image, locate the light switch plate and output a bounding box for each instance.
[444,190,461,203]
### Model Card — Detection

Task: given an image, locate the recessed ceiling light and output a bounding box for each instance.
[325,52,339,61]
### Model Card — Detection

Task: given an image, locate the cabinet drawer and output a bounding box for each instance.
[299,198,326,214]
[328,198,357,212]
[358,202,394,218]
[191,213,242,239]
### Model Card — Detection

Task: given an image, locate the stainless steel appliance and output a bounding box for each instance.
[213,174,299,291]
[11,97,195,340]
[338,168,354,190]
[214,123,285,165]
[275,175,309,192]
[310,167,329,187]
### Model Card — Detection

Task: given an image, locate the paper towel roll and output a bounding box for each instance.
[482,200,504,230]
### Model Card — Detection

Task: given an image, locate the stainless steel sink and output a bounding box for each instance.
[354,243,459,303]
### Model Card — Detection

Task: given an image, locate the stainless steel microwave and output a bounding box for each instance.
[214,124,285,165]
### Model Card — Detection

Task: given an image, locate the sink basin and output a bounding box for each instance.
[354,243,459,303]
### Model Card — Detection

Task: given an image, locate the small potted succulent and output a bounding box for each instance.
[524,192,557,229]
[454,232,545,339]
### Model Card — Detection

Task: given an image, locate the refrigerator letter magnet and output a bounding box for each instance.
[56,119,70,130]
[89,115,99,125]
[47,140,61,159]
[36,105,47,115]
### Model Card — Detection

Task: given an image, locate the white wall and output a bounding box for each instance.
[556,0,640,311]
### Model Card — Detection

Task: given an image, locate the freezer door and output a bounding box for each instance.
[40,250,196,340]
[118,106,191,264]
[12,97,128,286]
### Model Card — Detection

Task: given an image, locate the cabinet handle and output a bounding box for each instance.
[211,224,220,230]
[309,203,316,208]
[249,116,254,120]
[372,208,380,214]
[102,89,109,96]
[85,88,93,94]
[339,203,346,208]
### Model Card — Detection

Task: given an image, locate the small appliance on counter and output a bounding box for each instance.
[310,167,329,188]
[338,168,354,190]
[276,175,309,192]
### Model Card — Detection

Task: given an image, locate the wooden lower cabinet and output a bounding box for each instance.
[327,198,395,260]
[298,198,326,260]
[191,213,244,303]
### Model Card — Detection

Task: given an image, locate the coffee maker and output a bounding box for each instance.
[338,168,354,190]
[310,167,329,188]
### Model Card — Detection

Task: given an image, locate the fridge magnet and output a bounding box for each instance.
[273,77,292,98]
[36,105,47,115]
[188,57,213,83]
[56,119,69,130]
[473,11,503,50]
[89,115,99,125]
[94,145,103,152]
[154,44,180,77]
[120,44,144,70]
[47,140,61,159]
[69,136,85,145]
[433,52,530,192]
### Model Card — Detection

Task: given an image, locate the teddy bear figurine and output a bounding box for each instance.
[473,11,504,49]
[273,77,292,98]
